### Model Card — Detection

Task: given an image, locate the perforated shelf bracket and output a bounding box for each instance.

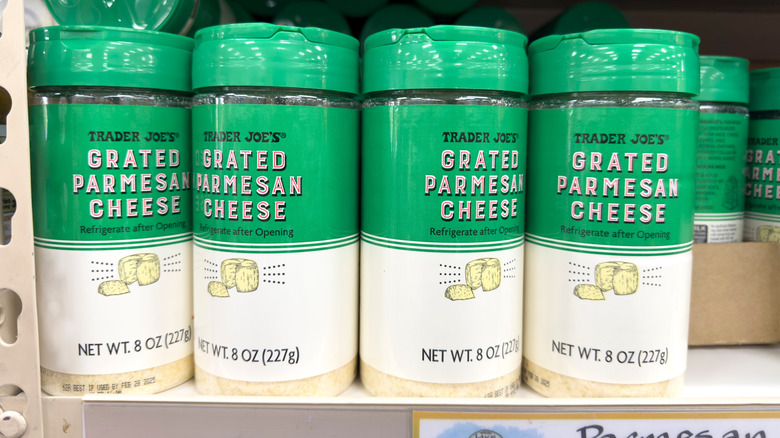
[0,0,44,437]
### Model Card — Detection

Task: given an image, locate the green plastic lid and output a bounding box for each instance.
[360,4,434,43]
[193,23,359,94]
[363,25,528,94]
[273,1,351,36]
[529,29,700,96]
[415,0,477,17]
[27,25,194,92]
[325,0,388,18]
[45,0,199,35]
[750,68,780,112]
[696,56,749,104]
[454,6,524,34]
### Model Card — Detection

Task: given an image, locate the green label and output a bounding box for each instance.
[745,119,780,216]
[695,112,748,214]
[192,104,358,251]
[30,104,192,246]
[361,104,526,251]
[526,107,697,253]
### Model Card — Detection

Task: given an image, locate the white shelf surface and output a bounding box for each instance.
[144,344,780,400]
[36,345,780,438]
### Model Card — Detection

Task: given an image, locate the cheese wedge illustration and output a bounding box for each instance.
[445,284,475,301]
[574,284,606,301]
[207,281,229,298]
[98,280,130,296]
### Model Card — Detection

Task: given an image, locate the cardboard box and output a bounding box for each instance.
[689,242,780,346]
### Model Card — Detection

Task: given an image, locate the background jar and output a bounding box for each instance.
[523,29,700,397]
[745,68,780,242]
[693,56,749,244]
[360,26,528,397]
[27,25,195,395]
[191,23,360,396]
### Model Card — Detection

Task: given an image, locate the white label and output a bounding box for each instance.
[193,244,358,382]
[523,243,690,384]
[693,215,744,243]
[360,242,523,384]
[37,243,193,374]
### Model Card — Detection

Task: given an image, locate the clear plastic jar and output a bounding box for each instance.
[27,27,194,395]
[193,87,358,109]
[523,29,700,398]
[360,26,528,398]
[191,24,360,396]
[28,87,191,107]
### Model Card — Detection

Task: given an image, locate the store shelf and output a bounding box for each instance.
[35,344,780,438]
[6,1,780,438]
[142,344,780,399]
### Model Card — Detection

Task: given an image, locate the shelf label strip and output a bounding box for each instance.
[414,411,780,438]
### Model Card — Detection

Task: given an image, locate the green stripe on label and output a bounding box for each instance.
[694,213,744,221]
[361,232,523,253]
[525,234,692,256]
[34,234,192,250]
[745,211,780,221]
[194,234,358,253]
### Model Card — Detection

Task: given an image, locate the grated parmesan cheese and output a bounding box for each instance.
[196,357,356,396]
[522,358,683,398]
[361,360,521,398]
[41,355,193,396]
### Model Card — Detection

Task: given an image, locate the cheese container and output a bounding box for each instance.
[191,23,359,396]
[745,68,780,242]
[694,56,749,243]
[360,26,528,397]
[28,26,194,395]
[523,29,700,397]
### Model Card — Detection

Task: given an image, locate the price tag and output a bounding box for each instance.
[414,411,780,438]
